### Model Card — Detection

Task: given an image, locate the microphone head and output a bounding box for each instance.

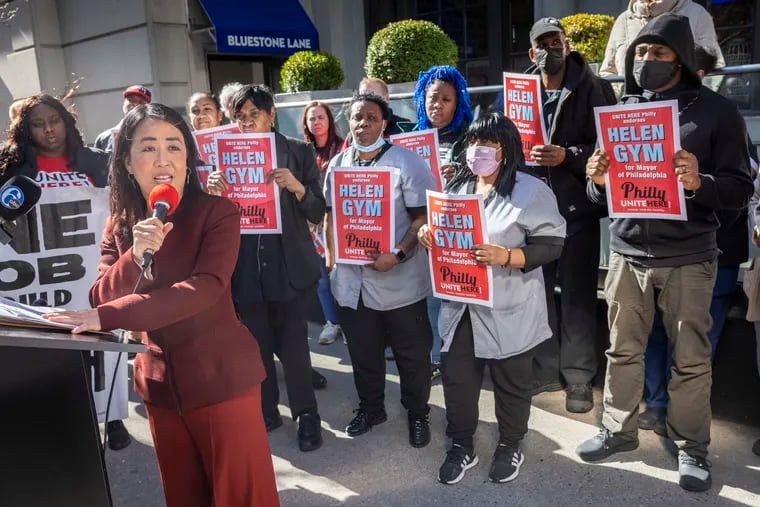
[148,183,179,214]
[0,175,42,222]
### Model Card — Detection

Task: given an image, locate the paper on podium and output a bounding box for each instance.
[0,296,118,338]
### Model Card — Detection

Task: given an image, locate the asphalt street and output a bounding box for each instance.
[106,322,760,507]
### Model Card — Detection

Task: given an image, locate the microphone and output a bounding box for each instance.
[0,175,42,244]
[142,183,179,270]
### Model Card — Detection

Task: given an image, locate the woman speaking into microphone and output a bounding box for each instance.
[43,103,280,507]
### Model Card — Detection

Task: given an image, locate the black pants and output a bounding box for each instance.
[534,218,600,387]
[338,297,433,419]
[238,293,317,420]
[442,310,535,450]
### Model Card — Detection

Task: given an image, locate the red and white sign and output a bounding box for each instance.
[331,167,395,265]
[503,72,549,166]
[193,124,240,166]
[594,100,685,220]
[389,129,445,191]
[426,190,493,307]
[214,133,282,234]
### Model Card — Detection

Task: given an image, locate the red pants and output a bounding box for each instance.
[145,385,280,507]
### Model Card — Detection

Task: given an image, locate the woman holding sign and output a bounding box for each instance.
[418,113,566,484]
[323,93,437,448]
[206,84,327,453]
[186,92,224,131]
[42,103,280,506]
[411,65,474,379]
[302,101,345,345]
[412,65,473,183]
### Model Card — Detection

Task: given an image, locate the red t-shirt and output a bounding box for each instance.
[35,155,95,188]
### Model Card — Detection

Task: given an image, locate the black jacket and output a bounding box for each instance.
[587,13,753,266]
[0,144,109,187]
[231,132,325,305]
[525,51,617,233]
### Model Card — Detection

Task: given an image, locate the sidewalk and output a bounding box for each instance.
[106,322,760,507]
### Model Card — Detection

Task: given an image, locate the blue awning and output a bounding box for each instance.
[199,0,319,56]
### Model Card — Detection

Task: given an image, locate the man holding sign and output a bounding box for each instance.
[577,14,753,492]
[519,17,616,414]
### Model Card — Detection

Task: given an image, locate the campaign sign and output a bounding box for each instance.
[389,129,445,191]
[503,72,549,166]
[331,167,395,265]
[193,124,240,166]
[594,100,685,220]
[427,191,493,307]
[214,133,282,234]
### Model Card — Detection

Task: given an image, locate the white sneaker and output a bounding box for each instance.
[318,321,342,345]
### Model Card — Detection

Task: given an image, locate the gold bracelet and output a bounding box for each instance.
[502,248,512,268]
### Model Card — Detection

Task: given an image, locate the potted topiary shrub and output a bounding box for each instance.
[560,13,615,73]
[275,50,351,138]
[280,50,345,93]
[364,19,458,86]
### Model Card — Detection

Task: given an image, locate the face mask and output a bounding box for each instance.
[534,47,565,75]
[353,133,386,153]
[466,146,501,177]
[633,60,678,91]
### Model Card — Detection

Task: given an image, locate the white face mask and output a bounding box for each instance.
[353,133,386,153]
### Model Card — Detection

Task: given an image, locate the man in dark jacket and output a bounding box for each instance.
[93,85,151,152]
[576,14,753,492]
[639,44,750,435]
[522,17,617,414]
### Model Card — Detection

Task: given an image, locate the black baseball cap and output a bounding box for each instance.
[530,17,565,42]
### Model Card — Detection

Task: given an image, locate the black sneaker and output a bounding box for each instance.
[345,409,387,437]
[678,451,712,492]
[265,412,283,432]
[106,420,132,451]
[638,407,666,430]
[438,444,478,485]
[408,415,430,448]
[576,429,639,462]
[652,417,668,438]
[489,444,524,483]
[297,412,323,452]
[566,384,593,413]
[753,439,760,456]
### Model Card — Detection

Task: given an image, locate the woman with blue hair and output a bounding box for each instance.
[413,65,473,181]
[412,65,474,379]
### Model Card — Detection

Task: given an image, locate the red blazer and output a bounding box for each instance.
[90,191,265,411]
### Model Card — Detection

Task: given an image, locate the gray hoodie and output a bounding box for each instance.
[600,0,725,77]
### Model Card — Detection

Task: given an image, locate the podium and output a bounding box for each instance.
[0,326,146,507]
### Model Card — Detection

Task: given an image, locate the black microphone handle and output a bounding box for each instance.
[152,201,170,222]
[141,201,170,270]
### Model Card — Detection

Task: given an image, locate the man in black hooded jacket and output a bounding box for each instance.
[576,14,753,493]
[522,17,616,414]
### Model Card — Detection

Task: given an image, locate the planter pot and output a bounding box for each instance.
[274,88,354,104]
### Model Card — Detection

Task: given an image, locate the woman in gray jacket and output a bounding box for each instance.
[418,112,566,485]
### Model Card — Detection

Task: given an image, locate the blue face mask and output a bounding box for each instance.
[353,134,386,153]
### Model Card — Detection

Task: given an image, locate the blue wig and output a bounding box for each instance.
[413,65,473,131]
